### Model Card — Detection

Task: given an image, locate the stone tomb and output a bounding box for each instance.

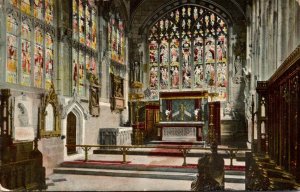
[99,127,132,147]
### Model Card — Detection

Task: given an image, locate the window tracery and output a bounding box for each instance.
[148,5,228,101]
[72,0,98,96]
[5,0,55,89]
[108,14,125,65]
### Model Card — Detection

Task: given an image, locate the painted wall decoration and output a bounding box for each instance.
[6,0,56,89]
[147,5,228,101]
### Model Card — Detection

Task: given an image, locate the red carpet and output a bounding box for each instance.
[62,160,245,171]
[149,143,193,156]
[63,160,132,165]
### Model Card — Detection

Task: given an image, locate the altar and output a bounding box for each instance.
[156,121,205,141]
[155,91,209,141]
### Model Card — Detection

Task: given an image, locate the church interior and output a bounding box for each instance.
[0,0,300,191]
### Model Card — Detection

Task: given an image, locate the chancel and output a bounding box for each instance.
[0,0,300,191]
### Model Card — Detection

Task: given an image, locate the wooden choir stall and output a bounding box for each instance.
[245,46,300,191]
[0,89,46,190]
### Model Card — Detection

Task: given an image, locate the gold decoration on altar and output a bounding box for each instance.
[179,104,186,121]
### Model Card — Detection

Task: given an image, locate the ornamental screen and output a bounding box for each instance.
[148,6,228,101]
[72,0,97,96]
[6,0,55,89]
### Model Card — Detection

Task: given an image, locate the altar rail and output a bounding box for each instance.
[65,144,250,168]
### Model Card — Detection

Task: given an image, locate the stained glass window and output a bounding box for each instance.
[85,1,97,50]
[34,0,44,20]
[79,51,85,96]
[6,13,18,83]
[72,0,98,96]
[72,48,79,89]
[72,48,89,96]
[10,0,19,7]
[34,26,44,88]
[148,5,228,101]
[45,32,54,90]
[78,0,85,44]
[21,0,31,15]
[109,16,125,65]
[91,9,97,50]
[72,0,79,40]
[21,21,31,86]
[6,0,56,88]
[45,0,54,25]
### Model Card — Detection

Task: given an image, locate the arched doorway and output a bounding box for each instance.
[67,112,77,154]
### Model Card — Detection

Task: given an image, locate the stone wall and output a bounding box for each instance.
[245,0,300,147]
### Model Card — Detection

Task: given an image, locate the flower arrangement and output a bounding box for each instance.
[165,109,171,120]
[194,108,200,120]
[194,108,200,116]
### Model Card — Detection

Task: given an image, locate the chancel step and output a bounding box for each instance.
[53,163,245,183]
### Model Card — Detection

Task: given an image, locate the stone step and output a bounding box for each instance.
[53,165,245,183]
[60,162,245,175]
[53,167,245,183]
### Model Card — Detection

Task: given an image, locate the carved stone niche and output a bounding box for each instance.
[110,74,125,112]
[39,84,61,138]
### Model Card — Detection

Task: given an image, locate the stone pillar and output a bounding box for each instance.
[279,0,288,63]
[288,0,295,51]
[295,0,300,47]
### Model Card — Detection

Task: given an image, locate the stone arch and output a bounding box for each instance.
[139,1,234,36]
[61,96,89,160]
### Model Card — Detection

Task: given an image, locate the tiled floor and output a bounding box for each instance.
[46,154,245,191]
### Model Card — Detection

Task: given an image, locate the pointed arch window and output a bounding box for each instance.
[148,5,228,101]
[72,0,98,96]
[5,0,56,89]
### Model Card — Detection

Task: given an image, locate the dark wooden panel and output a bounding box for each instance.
[67,112,77,154]
[256,46,300,182]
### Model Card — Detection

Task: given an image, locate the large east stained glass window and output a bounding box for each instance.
[72,0,98,96]
[148,6,228,101]
[6,0,55,89]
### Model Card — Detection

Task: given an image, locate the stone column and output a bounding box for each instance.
[296,1,300,46]
[278,0,288,65]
